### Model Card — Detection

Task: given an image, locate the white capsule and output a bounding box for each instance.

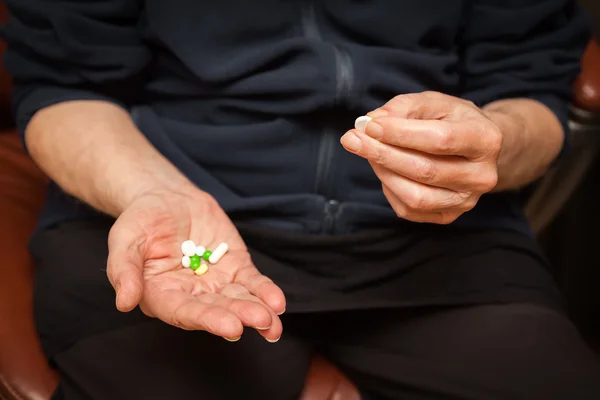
[181,255,191,268]
[195,245,206,257]
[354,115,372,132]
[208,242,229,264]
[181,240,197,257]
[195,262,209,276]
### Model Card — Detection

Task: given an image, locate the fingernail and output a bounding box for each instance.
[255,326,271,331]
[277,308,286,316]
[354,115,372,132]
[367,108,388,118]
[224,336,241,342]
[364,120,383,140]
[341,132,362,152]
[266,336,281,343]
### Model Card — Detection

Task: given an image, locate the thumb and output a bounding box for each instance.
[107,225,144,312]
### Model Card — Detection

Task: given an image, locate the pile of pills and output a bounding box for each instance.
[180,240,229,276]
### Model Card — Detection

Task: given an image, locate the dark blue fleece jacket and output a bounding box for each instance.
[2,0,589,234]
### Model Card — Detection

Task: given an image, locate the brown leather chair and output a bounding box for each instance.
[573,38,600,116]
[524,38,600,233]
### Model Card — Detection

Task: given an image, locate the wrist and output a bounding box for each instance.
[483,107,527,157]
[107,170,202,216]
[482,99,563,190]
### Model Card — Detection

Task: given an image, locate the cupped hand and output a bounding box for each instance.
[341,91,503,224]
[106,189,285,342]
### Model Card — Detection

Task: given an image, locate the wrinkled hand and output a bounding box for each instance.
[106,189,285,342]
[341,91,503,224]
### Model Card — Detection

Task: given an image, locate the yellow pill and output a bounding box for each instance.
[195,262,209,276]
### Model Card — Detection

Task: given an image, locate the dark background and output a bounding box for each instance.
[579,0,600,39]
[540,0,600,348]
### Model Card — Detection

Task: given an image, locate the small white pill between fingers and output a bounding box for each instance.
[195,245,206,256]
[181,255,191,268]
[354,115,372,132]
[181,240,197,257]
[208,242,229,264]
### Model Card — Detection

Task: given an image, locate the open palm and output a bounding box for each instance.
[106,190,285,342]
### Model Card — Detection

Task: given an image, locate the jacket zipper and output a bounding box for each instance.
[301,3,354,233]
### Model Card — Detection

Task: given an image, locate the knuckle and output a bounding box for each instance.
[170,304,186,329]
[458,194,478,211]
[477,170,499,192]
[482,125,503,155]
[372,144,392,165]
[199,194,220,213]
[414,159,438,183]
[462,99,477,109]
[422,90,441,99]
[390,94,412,107]
[435,128,458,154]
[393,208,408,219]
[106,265,117,286]
[438,212,461,225]
[395,208,418,222]
[448,191,471,208]
[391,94,406,103]
[403,190,428,211]
[389,200,410,220]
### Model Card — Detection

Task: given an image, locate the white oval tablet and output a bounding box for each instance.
[181,255,191,268]
[354,115,372,132]
[181,240,197,257]
[208,242,229,264]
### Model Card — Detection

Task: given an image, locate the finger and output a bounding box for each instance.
[145,287,244,339]
[220,285,283,342]
[235,267,286,316]
[372,163,477,213]
[255,308,283,343]
[351,117,501,160]
[107,223,145,312]
[367,91,476,120]
[216,284,273,329]
[344,131,497,192]
[381,183,463,225]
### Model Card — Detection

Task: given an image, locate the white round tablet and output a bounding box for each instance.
[181,240,197,257]
[181,255,191,268]
[195,245,206,256]
[354,115,372,132]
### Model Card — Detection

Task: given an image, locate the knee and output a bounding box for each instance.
[457,304,600,399]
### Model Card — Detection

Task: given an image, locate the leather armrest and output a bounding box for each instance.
[573,38,600,115]
[0,132,57,400]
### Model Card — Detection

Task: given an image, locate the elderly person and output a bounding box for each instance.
[4,0,600,399]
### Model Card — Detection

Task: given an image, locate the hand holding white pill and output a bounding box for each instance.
[106,189,285,342]
[341,91,502,224]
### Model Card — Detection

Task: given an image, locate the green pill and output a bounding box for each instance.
[189,254,201,270]
[202,250,212,261]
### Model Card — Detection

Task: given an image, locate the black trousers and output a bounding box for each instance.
[33,221,600,400]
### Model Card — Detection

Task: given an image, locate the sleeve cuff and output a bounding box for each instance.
[13,84,127,146]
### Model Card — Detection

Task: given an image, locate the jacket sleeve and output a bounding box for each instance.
[460,0,590,149]
[2,0,151,138]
